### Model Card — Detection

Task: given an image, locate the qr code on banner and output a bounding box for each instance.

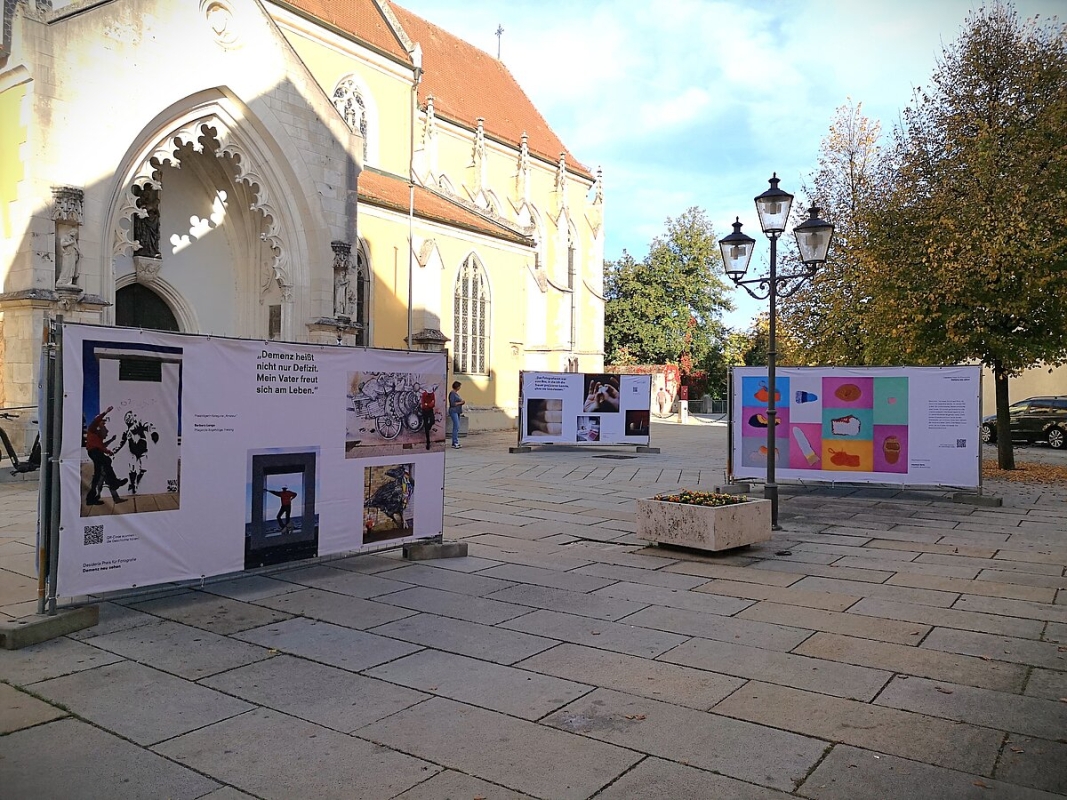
[83,525,104,546]
[957,439,967,448]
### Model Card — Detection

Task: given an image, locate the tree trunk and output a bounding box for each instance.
[994,361,1015,470]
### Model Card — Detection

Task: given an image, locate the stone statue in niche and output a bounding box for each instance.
[133,185,162,259]
[56,226,80,288]
[332,240,352,318]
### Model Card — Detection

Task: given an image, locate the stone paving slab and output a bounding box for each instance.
[198,574,306,601]
[251,586,415,629]
[371,611,557,665]
[85,618,272,679]
[997,735,1067,795]
[714,680,1003,775]
[155,707,439,800]
[274,563,413,598]
[234,617,422,672]
[875,674,1067,741]
[502,607,688,658]
[487,582,651,621]
[359,695,641,800]
[921,627,1067,670]
[0,635,124,684]
[376,584,531,624]
[623,603,812,651]
[592,757,794,800]
[0,718,222,800]
[1025,667,1067,701]
[794,631,1027,692]
[375,562,519,595]
[660,560,804,586]
[0,680,67,733]
[954,594,1067,624]
[544,687,827,792]
[594,579,755,616]
[694,578,861,611]
[200,653,429,732]
[799,743,1062,800]
[571,561,709,590]
[847,597,1045,639]
[33,660,253,745]
[517,642,745,710]
[660,637,891,701]
[393,770,536,800]
[366,648,591,719]
[789,574,959,608]
[886,572,1057,602]
[478,562,618,593]
[738,600,931,645]
[129,591,292,634]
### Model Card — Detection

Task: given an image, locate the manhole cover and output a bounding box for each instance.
[592,454,638,460]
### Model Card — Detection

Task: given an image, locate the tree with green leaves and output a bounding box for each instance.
[604,207,734,370]
[781,100,883,365]
[864,4,1067,469]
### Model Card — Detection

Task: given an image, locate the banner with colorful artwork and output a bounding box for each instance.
[730,366,981,488]
[518,372,652,446]
[57,323,446,597]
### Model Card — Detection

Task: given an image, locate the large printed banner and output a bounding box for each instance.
[730,366,981,488]
[518,371,652,446]
[58,323,446,596]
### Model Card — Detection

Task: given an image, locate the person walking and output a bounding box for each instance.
[448,381,465,449]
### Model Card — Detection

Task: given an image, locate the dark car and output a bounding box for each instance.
[981,396,1067,449]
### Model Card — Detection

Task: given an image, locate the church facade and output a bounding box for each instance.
[0,0,605,429]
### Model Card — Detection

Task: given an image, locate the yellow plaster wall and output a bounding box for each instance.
[0,84,27,254]
[281,29,413,176]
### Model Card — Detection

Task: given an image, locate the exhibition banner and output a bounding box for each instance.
[58,323,446,596]
[730,366,981,488]
[518,371,652,446]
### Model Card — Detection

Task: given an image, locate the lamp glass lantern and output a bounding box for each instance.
[793,206,835,265]
[718,217,756,282]
[754,173,794,234]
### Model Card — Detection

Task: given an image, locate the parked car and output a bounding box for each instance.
[981,396,1067,449]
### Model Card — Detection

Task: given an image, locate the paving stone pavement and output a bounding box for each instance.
[2,420,1066,799]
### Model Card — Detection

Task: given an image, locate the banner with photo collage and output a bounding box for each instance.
[57,323,446,597]
[730,366,981,488]
[518,371,652,446]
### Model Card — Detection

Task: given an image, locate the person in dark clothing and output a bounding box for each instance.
[85,406,127,505]
[419,385,437,450]
[268,486,298,530]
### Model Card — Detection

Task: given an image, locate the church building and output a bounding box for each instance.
[0,0,605,429]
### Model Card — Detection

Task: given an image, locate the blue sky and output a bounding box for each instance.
[403,0,1064,328]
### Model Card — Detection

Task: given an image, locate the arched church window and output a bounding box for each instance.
[453,254,490,375]
[116,284,180,332]
[332,77,369,161]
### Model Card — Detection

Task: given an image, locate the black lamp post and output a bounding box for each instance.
[719,174,834,528]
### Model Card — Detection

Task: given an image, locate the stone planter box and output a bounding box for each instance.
[636,497,772,552]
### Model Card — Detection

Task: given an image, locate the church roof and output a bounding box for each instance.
[358,168,535,247]
[278,0,411,63]
[274,0,592,181]
[387,3,592,180]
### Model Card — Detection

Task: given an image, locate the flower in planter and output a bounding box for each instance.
[652,490,749,507]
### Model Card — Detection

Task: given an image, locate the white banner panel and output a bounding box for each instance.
[730,366,981,488]
[58,323,446,596]
[518,372,652,446]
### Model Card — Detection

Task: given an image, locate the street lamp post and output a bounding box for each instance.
[719,174,834,529]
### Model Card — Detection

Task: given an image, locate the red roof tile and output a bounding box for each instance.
[389,3,592,180]
[358,168,534,246]
[276,0,411,63]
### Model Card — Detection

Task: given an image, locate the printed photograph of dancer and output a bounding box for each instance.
[267,484,298,532]
[345,371,445,457]
[79,339,182,517]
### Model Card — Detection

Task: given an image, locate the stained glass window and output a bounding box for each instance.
[453,255,490,374]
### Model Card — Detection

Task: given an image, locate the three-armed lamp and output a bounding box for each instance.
[719,175,834,528]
